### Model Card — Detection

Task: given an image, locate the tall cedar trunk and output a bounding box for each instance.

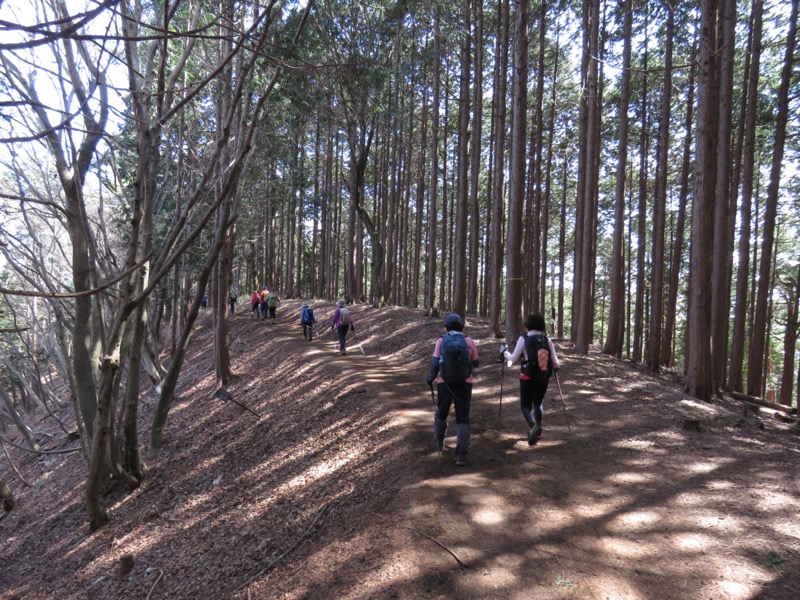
[295,132,306,298]
[467,0,482,315]
[575,0,600,353]
[603,0,633,357]
[540,16,559,319]
[647,3,674,372]
[530,2,547,315]
[453,0,471,318]
[412,71,428,308]
[426,9,441,312]
[710,0,736,390]
[572,0,590,342]
[778,268,799,406]
[505,0,528,342]
[746,0,798,396]
[729,0,764,391]
[488,0,509,338]
[686,0,719,401]
[633,18,649,364]
[661,55,695,367]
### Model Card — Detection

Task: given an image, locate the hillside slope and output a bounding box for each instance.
[2,302,799,599]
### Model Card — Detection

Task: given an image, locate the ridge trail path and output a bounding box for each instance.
[244,302,799,600]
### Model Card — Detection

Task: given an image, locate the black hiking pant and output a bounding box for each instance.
[519,377,549,428]
[336,323,350,351]
[435,382,472,426]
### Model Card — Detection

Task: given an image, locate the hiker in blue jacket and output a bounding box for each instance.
[300,302,316,340]
[501,313,560,446]
[427,313,479,466]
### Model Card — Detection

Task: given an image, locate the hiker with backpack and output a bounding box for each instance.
[228,286,238,315]
[300,302,316,340]
[250,290,261,318]
[331,299,354,354]
[500,313,560,446]
[426,313,480,466]
[266,290,281,323]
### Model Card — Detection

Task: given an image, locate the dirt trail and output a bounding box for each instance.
[2,302,799,600]
[249,304,800,600]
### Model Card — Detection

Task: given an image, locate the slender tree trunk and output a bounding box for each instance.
[661,57,695,367]
[603,0,632,358]
[710,0,736,390]
[488,0,509,337]
[575,0,600,353]
[453,0,471,317]
[505,0,529,342]
[746,0,798,396]
[778,267,800,406]
[467,0,482,315]
[730,0,764,391]
[426,9,441,312]
[647,2,674,372]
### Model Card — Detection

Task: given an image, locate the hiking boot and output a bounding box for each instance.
[454,453,467,466]
[527,422,541,446]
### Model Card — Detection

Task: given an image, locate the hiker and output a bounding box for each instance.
[300,302,316,340]
[200,294,208,309]
[228,286,238,315]
[250,290,261,318]
[501,312,560,446]
[266,289,281,323]
[426,313,480,466]
[259,287,269,319]
[331,299,354,354]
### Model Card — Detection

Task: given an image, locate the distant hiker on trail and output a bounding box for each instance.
[250,290,261,318]
[259,287,269,319]
[427,313,480,466]
[300,302,316,340]
[331,299,354,354]
[228,286,238,315]
[266,290,281,323]
[201,294,208,309]
[501,313,560,446]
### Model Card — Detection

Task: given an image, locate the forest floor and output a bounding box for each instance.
[2,301,800,600]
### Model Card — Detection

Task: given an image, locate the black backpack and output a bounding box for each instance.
[439,332,472,384]
[521,333,553,381]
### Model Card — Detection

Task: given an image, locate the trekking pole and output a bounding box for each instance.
[430,383,441,471]
[350,329,366,355]
[554,371,572,434]
[498,359,505,423]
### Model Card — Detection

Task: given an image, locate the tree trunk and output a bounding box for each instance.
[647,2,674,372]
[746,0,798,396]
[467,0,482,316]
[603,0,632,358]
[488,0,509,338]
[710,0,736,390]
[505,0,528,342]
[778,267,800,406]
[426,9,441,313]
[574,0,600,354]
[686,0,719,401]
[453,0,471,318]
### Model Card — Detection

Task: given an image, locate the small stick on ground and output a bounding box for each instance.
[409,528,469,569]
[145,570,164,600]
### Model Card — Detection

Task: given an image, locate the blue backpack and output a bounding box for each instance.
[301,307,315,324]
[439,332,472,384]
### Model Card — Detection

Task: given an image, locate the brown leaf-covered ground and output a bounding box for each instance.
[2,301,799,599]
